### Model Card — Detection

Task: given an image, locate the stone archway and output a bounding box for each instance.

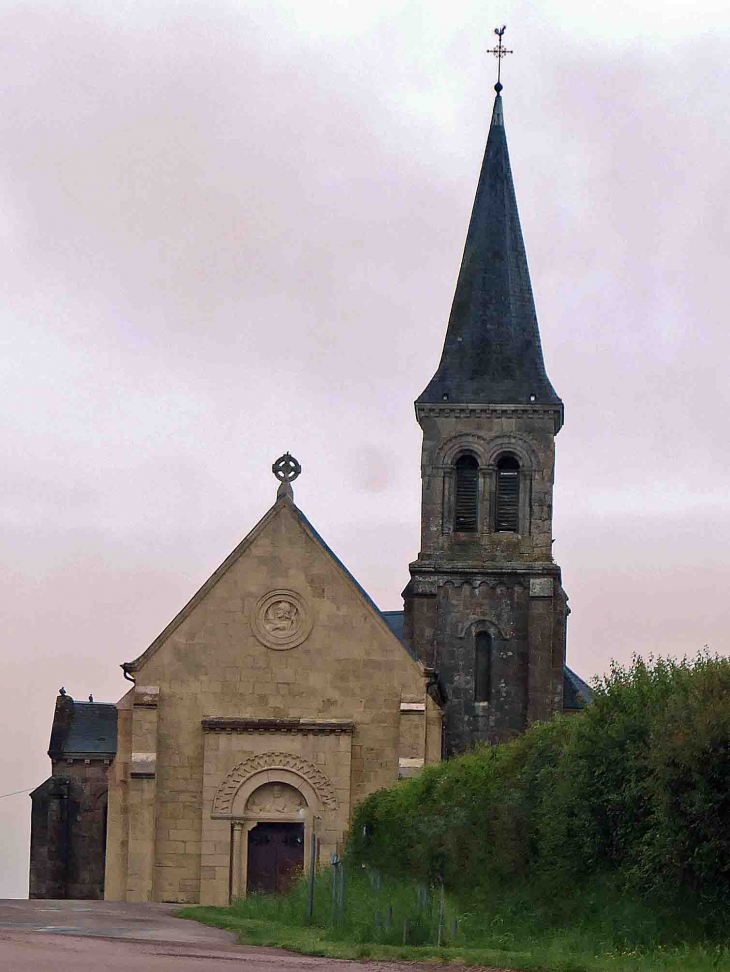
[212,753,338,899]
[212,752,338,818]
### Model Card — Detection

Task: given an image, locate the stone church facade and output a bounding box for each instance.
[30,85,591,903]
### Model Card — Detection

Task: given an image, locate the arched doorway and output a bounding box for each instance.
[224,769,320,900]
[244,782,305,894]
[210,752,340,901]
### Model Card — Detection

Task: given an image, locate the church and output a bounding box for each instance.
[29,79,591,904]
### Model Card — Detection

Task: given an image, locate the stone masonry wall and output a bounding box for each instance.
[29,761,110,899]
[415,405,559,563]
[406,402,566,754]
[105,498,441,905]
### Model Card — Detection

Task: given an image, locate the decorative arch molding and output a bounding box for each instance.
[483,434,540,471]
[212,752,338,818]
[440,578,525,594]
[436,432,540,471]
[437,432,491,467]
[458,618,507,641]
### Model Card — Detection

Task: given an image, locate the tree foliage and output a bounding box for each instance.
[349,653,730,935]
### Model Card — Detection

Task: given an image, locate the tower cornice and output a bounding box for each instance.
[415,401,563,433]
[408,561,561,577]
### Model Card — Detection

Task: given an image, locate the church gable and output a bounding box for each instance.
[104,483,441,906]
[125,493,424,706]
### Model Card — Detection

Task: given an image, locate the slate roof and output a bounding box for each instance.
[418,93,561,412]
[49,700,118,758]
[381,610,407,649]
[380,610,590,711]
[563,666,594,710]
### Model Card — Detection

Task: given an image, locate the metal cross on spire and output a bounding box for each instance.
[487,25,513,93]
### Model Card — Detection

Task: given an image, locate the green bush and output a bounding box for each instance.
[349,652,730,942]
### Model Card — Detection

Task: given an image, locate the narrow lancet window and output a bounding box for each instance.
[475,631,491,703]
[495,455,520,532]
[454,455,479,532]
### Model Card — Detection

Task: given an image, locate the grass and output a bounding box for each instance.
[179,868,730,971]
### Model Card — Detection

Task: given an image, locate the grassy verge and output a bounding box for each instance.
[179,869,730,971]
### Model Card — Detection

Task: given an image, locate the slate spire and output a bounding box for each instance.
[418,91,561,409]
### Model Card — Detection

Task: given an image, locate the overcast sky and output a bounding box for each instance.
[1,0,729,897]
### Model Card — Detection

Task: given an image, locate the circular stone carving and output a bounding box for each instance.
[272,453,301,483]
[252,589,313,650]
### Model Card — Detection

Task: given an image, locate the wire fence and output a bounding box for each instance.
[305,854,461,947]
[0,786,36,800]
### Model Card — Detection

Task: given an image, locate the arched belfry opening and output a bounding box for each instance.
[454,455,479,532]
[495,455,520,532]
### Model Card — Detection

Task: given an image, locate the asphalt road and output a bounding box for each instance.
[0,899,512,971]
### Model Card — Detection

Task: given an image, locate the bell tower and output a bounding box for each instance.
[404,70,568,756]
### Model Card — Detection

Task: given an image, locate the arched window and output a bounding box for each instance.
[495,455,520,532]
[454,455,479,532]
[475,632,491,703]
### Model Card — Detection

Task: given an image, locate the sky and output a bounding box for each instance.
[1,0,729,897]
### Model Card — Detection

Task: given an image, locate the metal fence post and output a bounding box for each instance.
[339,860,346,923]
[305,829,316,922]
[331,852,339,924]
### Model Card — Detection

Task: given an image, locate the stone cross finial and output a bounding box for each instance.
[272,452,301,500]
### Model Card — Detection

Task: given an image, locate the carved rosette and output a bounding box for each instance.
[251,589,313,650]
[212,752,338,817]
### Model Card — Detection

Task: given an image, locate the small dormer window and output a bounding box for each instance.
[495,455,520,532]
[454,455,479,532]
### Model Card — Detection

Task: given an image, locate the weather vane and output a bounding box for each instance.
[487,25,513,93]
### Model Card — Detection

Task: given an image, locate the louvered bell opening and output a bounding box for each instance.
[495,456,520,532]
[454,455,479,533]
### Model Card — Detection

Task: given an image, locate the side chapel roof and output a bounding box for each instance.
[48,695,117,759]
[563,666,594,710]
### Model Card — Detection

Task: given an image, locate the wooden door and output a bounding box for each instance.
[247,822,304,894]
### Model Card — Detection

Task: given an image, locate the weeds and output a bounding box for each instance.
[180,866,730,970]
